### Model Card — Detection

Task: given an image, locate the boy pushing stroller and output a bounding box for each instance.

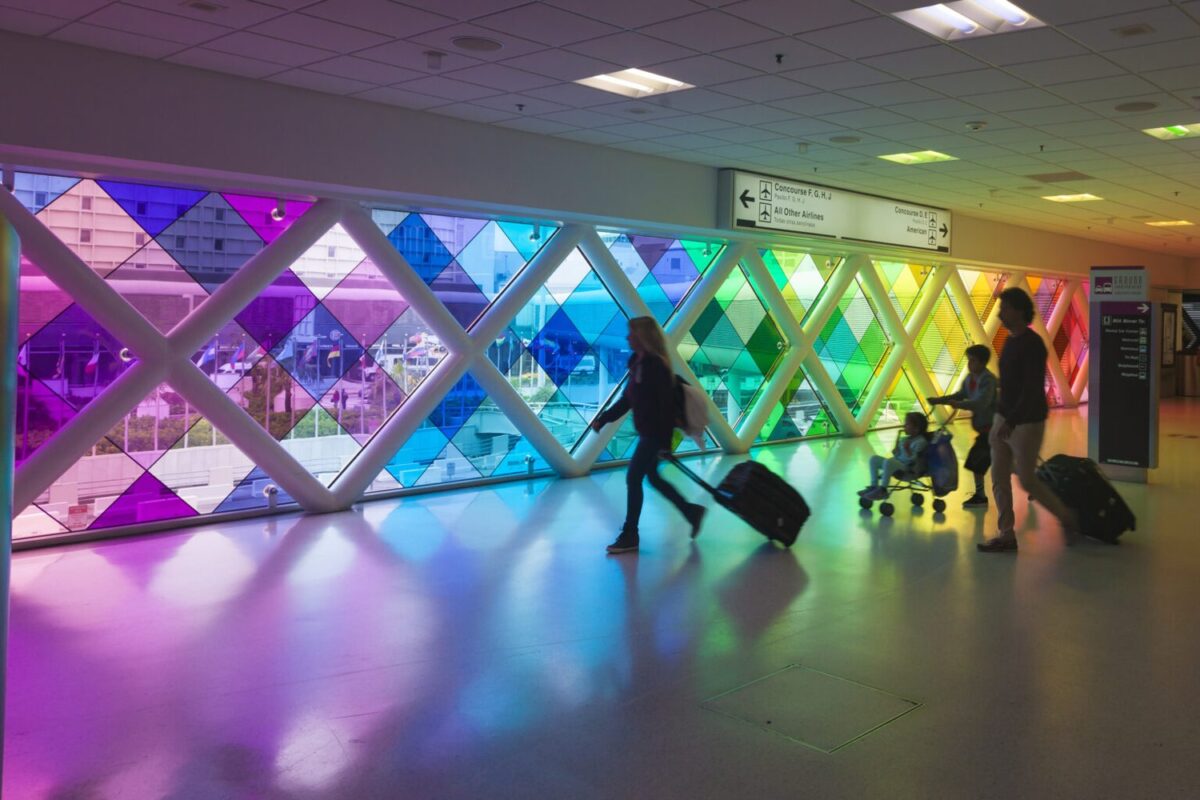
[927,344,997,509]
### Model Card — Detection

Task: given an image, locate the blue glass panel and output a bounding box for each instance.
[13,172,80,214]
[213,467,297,513]
[430,261,489,328]
[98,180,207,237]
[383,424,449,486]
[429,373,487,438]
[270,305,359,401]
[387,214,452,285]
[529,308,587,386]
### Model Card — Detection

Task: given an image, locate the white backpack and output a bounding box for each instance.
[676,378,708,449]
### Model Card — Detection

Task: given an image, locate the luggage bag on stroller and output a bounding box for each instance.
[663,454,809,546]
[1035,454,1136,543]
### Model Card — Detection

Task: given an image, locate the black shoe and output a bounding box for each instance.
[685,503,706,539]
[977,536,1018,553]
[963,494,989,508]
[606,530,639,554]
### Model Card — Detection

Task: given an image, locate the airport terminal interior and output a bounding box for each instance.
[2,0,1200,797]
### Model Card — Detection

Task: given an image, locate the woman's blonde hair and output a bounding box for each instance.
[628,316,672,367]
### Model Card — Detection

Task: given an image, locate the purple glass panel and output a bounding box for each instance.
[422,213,489,257]
[97,180,207,237]
[18,255,72,342]
[651,241,702,306]
[157,193,264,292]
[629,234,673,272]
[430,261,489,328]
[321,258,410,349]
[14,367,77,467]
[223,193,312,244]
[88,472,198,529]
[236,268,316,349]
[319,356,406,445]
[25,304,129,410]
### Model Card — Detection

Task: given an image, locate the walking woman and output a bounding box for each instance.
[591,317,706,554]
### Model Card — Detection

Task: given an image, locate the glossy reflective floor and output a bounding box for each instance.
[8,402,1200,799]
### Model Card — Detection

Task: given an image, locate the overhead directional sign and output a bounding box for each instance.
[718,169,952,252]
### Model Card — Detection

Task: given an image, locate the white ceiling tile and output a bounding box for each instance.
[721,0,875,34]
[499,49,619,81]
[539,108,622,128]
[475,4,619,47]
[612,140,678,154]
[655,113,741,132]
[1019,0,1177,26]
[862,46,985,79]
[545,0,705,28]
[696,143,772,159]
[355,85,450,109]
[567,31,696,68]
[1051,74,1162,103]
[498,117,577,134]
[472,93,569,115]
[429,102,519,123]
[1106,37,1200,72]
[1002,104,1103,126]
[269,69,374,95]
[712,74,814,101]
[250,13,390,53]
[708,102,798,123]
[0,0,107,17]
[399,75,502,101]
[50,22,185,58]
[306,56,423,85]
[820,107,912,128]
[953,28,1087,66]
[706,125,785,143]
[644,54,759,86]
[653,132,728,149]
[767,92,866,115]
[0,7,69,35]
[205,31,336,67]
[446,63,557,92]
[837,81,945,106]
[861,120,949,141]
[595,98,689,118]
[596,121,683,138]
[167,47,283,79]
[892,98,988,119]
[79,3,232,45]
[759,117,845,136]
[302,0,453,38]
[654,87,748,112]
[919,69,1029,96]
[523,81,625,107]
[1005,54,1129,87]
[798,17,936,58]
[355,39,479,72]
[925,112,1020,132]
[1084,98,1193,126]
[422,0,530,21]
[1060,6,1200,50]
[556,128,632,145]
[124,0,284,28]
[783,61,891,90]
[409,23,545,62]
[713,37,841,72]
[1141,65,1200,91]
[639,10,777,50]
[970,87,1063,112]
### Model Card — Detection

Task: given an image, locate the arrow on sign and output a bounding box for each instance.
[739,189,754,209]
[1138,303,1149,313]
[940,223,948,238]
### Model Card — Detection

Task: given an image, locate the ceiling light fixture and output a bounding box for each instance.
[1114,101,1158,112]
[1042,193,1102,202]
[829,135,861,144]
[1145,220,1194,227]
[893,1,1044,40]
[451,36,502,52]
[270,200,287,221]
[576,68,693,98]
[878,150,958,164]
[1143,123,1200,140]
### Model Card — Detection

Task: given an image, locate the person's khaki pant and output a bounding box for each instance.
[989,414,1074,539]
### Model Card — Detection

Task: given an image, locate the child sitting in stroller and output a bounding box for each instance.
[859,411,930,501]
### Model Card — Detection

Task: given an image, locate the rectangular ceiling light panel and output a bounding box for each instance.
[878,150,958,164]
[1142,123,1200,140]
[1145,220,1194,227]
[1042,193,1102,202]
[575,68,694,98]
[893,1,1044,41]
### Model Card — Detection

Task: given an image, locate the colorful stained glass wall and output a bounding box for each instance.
[5,170,1088,542]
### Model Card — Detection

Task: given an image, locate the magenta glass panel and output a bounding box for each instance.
[25,304,130,411]
[14,367,76,467]
[223,193,313,244]
[87,472,198,529]
[17,256,72,343]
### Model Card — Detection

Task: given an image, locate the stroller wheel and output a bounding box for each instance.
[859,496,873,510]
[932,498,946,513]
[911,493,925,507]
[880,502,895,517]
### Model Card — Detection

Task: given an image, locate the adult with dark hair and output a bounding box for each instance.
[591,316,705,555]
[978,288,1079,552]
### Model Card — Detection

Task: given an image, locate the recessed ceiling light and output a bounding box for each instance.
[451,35,503,52]
[829,135,861,144]
[1111,23,1154,38]
[1115,101,1158,112]
[576,68,693,98]
[879,150,958,164]
[1042,193,1102,202]
[893,1,1044,41]
[1145,220,1194,227]
[1143,123,1200,140]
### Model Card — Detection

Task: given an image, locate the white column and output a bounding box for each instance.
[0,210,18,772]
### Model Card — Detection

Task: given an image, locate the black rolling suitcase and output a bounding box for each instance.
[664,454,809,546]
[1035,454,1136,543]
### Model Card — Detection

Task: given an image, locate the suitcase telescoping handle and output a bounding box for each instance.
[660,451,719,496]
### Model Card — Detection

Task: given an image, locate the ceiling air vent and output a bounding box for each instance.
[1111,23,1154,38]
[182,0,225,11]
[1026,171,1093,183]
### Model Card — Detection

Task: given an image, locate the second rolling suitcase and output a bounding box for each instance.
[1035,454,1136,543]
[664,454,809,547]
